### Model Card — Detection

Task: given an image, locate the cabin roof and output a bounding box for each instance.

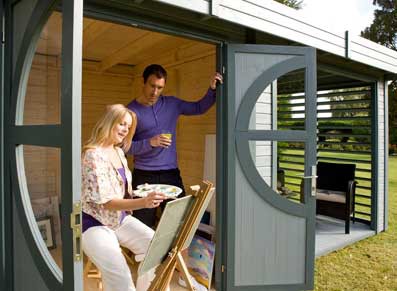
[154,0,397,75]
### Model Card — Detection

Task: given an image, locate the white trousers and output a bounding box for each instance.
[82,215,156,291]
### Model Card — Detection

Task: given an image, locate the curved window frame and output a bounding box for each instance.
[16,145,62,280]
[235,54,314,217]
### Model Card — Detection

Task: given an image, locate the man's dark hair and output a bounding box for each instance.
[143,64,167,83]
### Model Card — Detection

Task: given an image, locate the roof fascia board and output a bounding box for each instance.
[318,63,377,83]
[154,0,397,74]
[349,34,397,73]
[153,0,210,14]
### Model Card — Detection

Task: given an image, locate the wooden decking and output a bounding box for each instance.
[315,215,375,257]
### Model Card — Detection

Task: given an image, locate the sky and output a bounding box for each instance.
[297,0,377,36]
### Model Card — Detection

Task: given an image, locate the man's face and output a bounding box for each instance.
[142,74,166,105]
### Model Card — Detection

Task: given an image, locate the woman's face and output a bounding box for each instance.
[111,113,133,145]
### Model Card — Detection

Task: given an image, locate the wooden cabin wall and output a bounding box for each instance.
[82,63,135,142]
[177,52,216,189]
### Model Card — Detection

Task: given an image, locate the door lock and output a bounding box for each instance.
[70,201,82,261]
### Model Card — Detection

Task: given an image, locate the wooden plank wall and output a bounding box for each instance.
[23,42,216,210]
[82,63,136,142]
[255,86,272,186]
[377,79,385,232]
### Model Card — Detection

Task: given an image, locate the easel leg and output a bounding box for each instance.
[177,252,196,291]
[148,253,175,291]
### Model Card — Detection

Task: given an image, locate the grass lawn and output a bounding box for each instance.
[314,156,397,291]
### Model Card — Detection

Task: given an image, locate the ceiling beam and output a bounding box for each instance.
[131,49,215,78]
[126,37,191,68]
[99,32,169,72]
[130,42,215,77]
[83,21,114,50]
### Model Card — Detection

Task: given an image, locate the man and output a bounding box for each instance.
[127,64,222,227]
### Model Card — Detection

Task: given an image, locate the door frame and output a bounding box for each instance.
[3,0,83,290]
[0,0,8,290]
[81,4,228,290]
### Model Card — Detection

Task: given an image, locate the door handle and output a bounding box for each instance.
[300,175,318,179]
[296,166,317,196]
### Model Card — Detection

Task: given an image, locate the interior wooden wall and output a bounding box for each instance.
[23,40,216,211]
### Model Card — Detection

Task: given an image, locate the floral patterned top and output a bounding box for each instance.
[81,147,133,230]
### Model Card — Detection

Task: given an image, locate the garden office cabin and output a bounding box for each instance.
[1,0,396,291]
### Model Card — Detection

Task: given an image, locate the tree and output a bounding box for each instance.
[361,0,397,151]
[274,0,304,10]
[362,0,396,50]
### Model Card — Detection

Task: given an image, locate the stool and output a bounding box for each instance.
[84,247,135,290]
[84,256,103,290]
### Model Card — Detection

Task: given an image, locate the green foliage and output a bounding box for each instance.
[328,88,372,118]
[362,0,396,50]
[361,0,397,151]
[273,0,304,10]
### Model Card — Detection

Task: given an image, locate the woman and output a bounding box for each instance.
[81,104,166,291]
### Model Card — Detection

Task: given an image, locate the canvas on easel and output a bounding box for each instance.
[138,181,215,291]
[138,195,194,275]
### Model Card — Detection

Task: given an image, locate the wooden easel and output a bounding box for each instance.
[148,180,215,291]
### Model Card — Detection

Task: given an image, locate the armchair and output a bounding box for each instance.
[315,161,357,234]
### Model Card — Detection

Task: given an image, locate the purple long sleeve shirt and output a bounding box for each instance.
[127,88,216,170]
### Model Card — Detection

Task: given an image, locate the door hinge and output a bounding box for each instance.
[221,264,225,272]
[70,201,82,261]
[222,66,225,74]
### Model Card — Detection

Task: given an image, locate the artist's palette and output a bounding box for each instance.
[133,184,182,198]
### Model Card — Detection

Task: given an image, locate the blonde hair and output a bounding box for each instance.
[83,104,136,153]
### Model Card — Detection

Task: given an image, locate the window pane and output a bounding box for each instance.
[22,11,62,125]
[21,145,62,270]
[248,140,305,204]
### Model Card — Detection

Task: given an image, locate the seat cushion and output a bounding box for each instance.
[316,189,346,203]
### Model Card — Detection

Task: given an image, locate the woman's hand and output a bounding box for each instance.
[144,192,167,208]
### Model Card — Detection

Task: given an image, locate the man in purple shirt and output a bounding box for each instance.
[127,64,222,227]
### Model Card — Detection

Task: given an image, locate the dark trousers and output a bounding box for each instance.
[131,168,185,227]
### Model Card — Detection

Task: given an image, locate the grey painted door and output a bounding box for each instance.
[224,45,317,291]
[4,0,83,290]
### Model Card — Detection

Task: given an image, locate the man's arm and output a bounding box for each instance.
[178,88,216,115]
[127,135,172,156]
[128,139,152,156]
